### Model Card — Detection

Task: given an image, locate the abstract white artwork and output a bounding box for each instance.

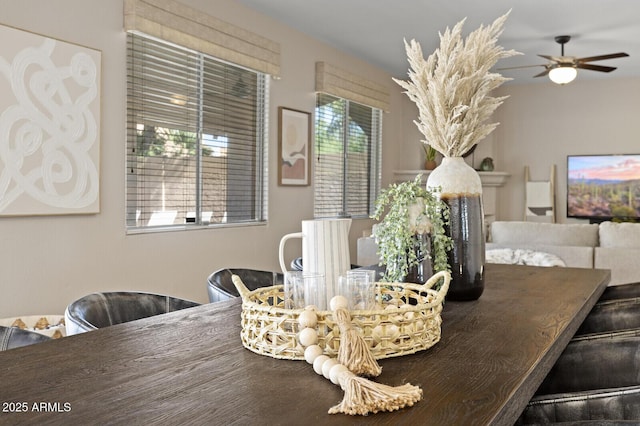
[0,24,100,216]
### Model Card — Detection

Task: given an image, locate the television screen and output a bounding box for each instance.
[567,154,640,222]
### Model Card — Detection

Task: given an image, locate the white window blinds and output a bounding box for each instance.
[314,93,382,218]
[126,33,268,230]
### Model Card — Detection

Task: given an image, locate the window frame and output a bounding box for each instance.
[125,32,269,234]
[313,93,382,219]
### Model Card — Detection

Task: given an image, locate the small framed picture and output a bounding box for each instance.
[278,107,311,186]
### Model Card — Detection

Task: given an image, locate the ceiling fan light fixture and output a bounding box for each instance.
[548,65,577,85]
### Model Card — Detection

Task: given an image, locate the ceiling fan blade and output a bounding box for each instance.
[577,52,629,63]
[533,68,550,78]
[576,63,617,73]
[497,64,546,71]
[538,54,562,62]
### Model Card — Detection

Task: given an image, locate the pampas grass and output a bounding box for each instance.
[394,11,521,157]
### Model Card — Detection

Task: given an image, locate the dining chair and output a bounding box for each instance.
[516,333,640,424]
[575,296,640,337]
[64,292,200,335]
[0,326,51,351]
[598,281,640,302]
[207,268,283,303]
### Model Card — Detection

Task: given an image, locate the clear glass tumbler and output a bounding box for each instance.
[284,271,326,310]
[337,270,376,310]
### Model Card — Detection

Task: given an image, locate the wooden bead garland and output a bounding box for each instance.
[297,296,423,416]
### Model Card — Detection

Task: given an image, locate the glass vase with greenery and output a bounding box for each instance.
[371,175,452,285]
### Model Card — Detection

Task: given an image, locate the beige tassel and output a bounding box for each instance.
[329,370,423,416]
[334,308,382,377]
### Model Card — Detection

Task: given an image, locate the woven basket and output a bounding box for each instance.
[232,270,450,361]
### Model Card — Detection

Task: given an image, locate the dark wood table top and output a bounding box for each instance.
[0,264,610,426]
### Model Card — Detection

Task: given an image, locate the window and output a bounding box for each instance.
[314,93,382,218]
[126,33,268,231]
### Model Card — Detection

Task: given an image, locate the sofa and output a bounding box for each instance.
[487,220,640,286]
[357,220,640,286]
[487,221,597,268]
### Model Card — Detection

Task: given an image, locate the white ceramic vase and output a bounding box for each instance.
[427,156,485,300]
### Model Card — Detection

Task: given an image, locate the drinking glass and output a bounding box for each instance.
[284,271,326,310]
[284,271,305,309]
[303,272,326,310]
[337,270,376,310]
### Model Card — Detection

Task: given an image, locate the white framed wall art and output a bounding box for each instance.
[0,24,101,216]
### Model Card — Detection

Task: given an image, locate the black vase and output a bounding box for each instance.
[405,233,434,284]
[427,157,485,301]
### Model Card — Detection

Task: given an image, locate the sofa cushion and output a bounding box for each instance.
[486,243,594,268]
[490,221,599,247]
[595,247,640,286]
[486,248,566,267]
[599,221,640,248]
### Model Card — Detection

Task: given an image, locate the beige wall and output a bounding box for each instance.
[494,78,640,222]
[0,0,407,317]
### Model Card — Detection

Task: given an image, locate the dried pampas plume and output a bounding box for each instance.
[393,10,521,157]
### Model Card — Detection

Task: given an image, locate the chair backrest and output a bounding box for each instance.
[599,282,640,302]
[518,385,640,424]
[536,334,640,395]
[207,268,283,303]
[518,334,640,424]
[576,297,640,336]
[0,326,51,351]
[65,292,200,335]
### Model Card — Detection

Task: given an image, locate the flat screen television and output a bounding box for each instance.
[567,154,640,222]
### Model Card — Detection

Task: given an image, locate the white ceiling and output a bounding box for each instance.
[238,0,640,84]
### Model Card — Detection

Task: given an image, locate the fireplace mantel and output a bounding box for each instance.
[392,169,511,225]
[393,169,510,187]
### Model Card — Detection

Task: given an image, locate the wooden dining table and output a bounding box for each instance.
[0,264,610,425]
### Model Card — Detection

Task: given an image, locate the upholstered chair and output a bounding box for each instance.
[65,292,200,335]
[575,297,640,337]
[516,334,640,424]
[598,282,640,302]
[0,326,51,350]
[207,268,283,303]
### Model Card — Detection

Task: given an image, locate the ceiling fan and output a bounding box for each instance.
[501,35,629,84]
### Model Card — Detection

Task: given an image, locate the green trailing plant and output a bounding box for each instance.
[371,174,452,283]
